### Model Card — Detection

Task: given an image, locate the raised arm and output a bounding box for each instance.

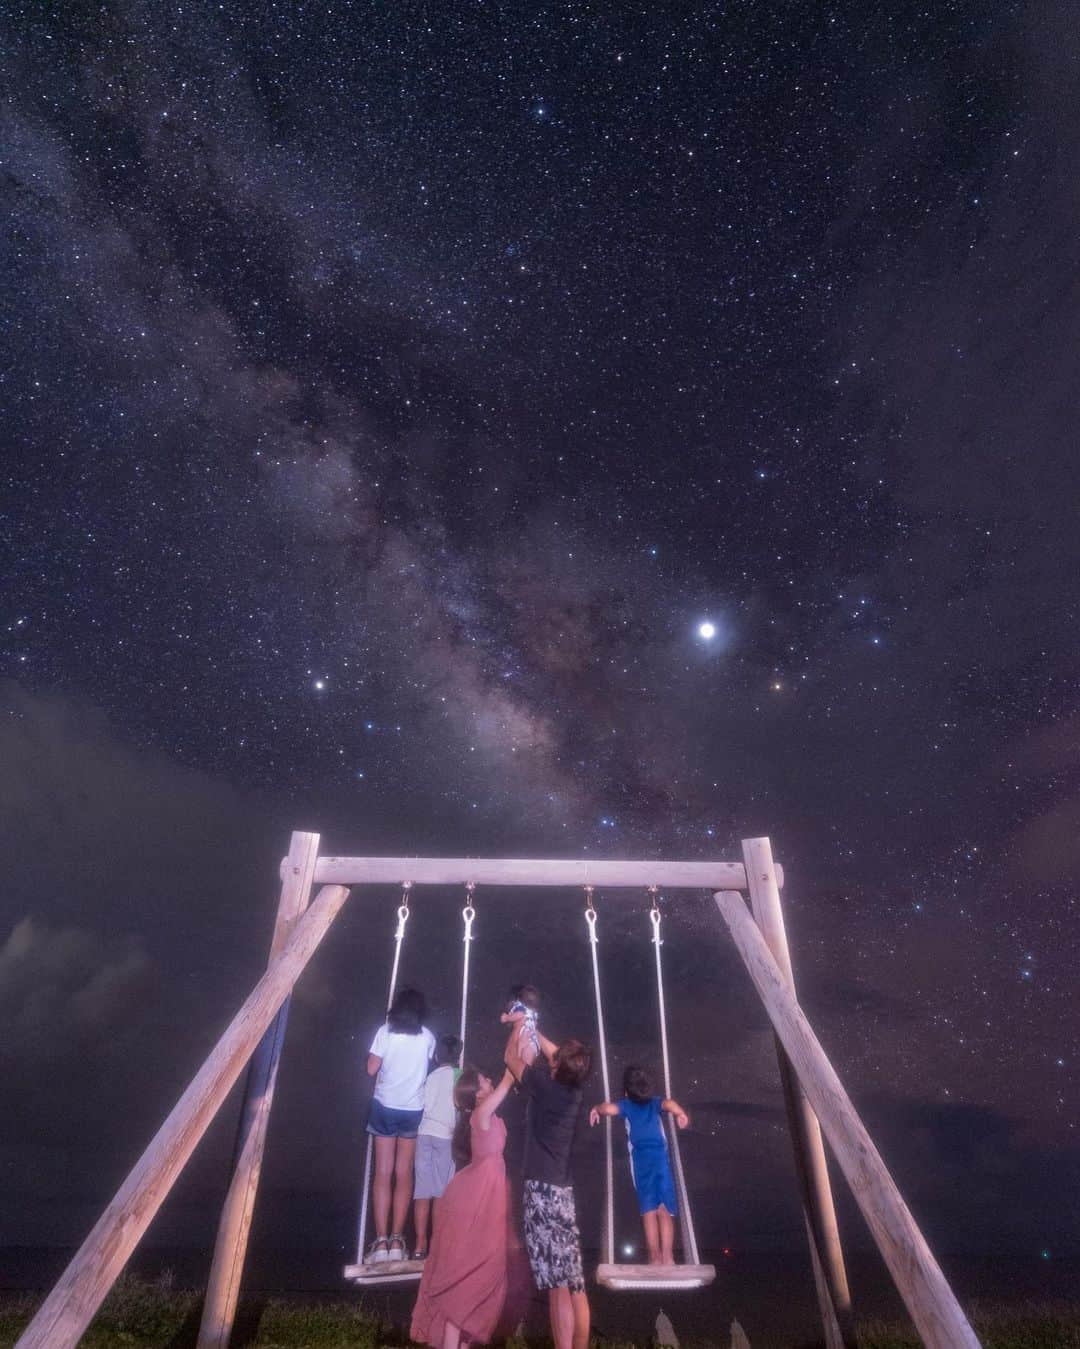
[473,1069,516,1129]
[661,1098,690,1129]
[535,1030,558,1062]
[589,1101,620,1126]
[505,1033,528,1082]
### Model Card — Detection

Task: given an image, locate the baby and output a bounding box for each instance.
[499,983,541,1060]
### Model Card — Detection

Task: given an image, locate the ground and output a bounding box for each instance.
[2,1276,1080,1348]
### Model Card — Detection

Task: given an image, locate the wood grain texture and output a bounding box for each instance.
[15,882,351,1349]
[310,855,777,890]
[741,838,855,1349]
[715,888,981,1349]
[595,1263,716,1289]
[343,1259,424,1282]
[197,831,321,1349]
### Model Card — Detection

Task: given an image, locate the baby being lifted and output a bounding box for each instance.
[500,983,542,1061]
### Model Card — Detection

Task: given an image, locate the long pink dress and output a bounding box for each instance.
[410,1112,523,1347]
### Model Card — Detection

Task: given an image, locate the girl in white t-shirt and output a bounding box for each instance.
[366,987,436,1263]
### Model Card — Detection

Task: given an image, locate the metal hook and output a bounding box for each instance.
[648,885,664,945]
[584,885,598,938]
[396,880,413,926]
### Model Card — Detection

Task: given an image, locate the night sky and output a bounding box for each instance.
[2,0,1078,1303]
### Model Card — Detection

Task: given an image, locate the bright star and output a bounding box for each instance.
[313,679,326,691]
[698,621,716,640]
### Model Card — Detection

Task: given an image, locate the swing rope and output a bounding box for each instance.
[459,883,476,1063]
[354,884,412,1264]
[649,889,701,1266]
[584,888,616,1267]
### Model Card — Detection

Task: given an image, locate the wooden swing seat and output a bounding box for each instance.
[596,1261,716,1290]
[343,1257,424,1284]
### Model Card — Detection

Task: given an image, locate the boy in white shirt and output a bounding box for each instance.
[412,1033,462,1259]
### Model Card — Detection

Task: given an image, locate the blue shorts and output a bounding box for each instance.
[629,1142,678,1216]
[367,1098,423,1139]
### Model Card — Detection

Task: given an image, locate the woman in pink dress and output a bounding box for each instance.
[410,1065,523,1349]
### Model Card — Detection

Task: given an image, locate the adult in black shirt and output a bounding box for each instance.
[506,1030,592,1349]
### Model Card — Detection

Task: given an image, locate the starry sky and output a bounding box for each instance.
[2,0,1078,1295]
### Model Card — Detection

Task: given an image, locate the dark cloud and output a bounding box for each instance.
[0,916,151,1062]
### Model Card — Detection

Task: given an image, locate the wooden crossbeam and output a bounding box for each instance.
[310,855,772,890]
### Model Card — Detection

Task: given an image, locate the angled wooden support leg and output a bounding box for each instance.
[741,837,855,1349]
[715,888,981,1349]
[197,831,321,1349]
[15,881,352,1349]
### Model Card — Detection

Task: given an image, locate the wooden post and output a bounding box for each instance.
[15,882,352,1349]
[714,889,981,1349]
[741,838,855,1349]
[197,832,320,1349]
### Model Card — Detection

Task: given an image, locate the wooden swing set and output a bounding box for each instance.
[15,834,982,1349]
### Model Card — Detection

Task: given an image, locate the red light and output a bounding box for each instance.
[722,1246,732,1257]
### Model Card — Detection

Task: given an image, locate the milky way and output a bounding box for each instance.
[2,0,1077,1282]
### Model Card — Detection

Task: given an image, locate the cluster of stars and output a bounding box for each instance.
[0,0,1075,1279]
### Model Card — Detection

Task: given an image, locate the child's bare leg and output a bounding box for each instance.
[657,1204,675,1264]
[414,1196,431,1252]
[391,1136,417,1237]
[372,1135,395,1237]
[441,1319,461,1349]
[641,1210,661,1264]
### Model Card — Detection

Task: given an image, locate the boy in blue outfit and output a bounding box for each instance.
[589,1065,690,1266]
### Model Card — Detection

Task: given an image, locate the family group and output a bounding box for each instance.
[363,984,690,1349]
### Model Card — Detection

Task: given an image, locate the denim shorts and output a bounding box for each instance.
[367,1098,424,1138]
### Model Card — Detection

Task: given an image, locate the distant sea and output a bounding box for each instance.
[3,1246,1077,1347]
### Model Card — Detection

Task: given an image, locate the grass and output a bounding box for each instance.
[2,1277,1079,1347]
[855,1302,1080,1349]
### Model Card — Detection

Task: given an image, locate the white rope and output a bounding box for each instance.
[458,883,476,1063]
[355,886,411,1263]
[649,891,701,1266]
[649,901,674,1100]
[584,891,615,1267]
